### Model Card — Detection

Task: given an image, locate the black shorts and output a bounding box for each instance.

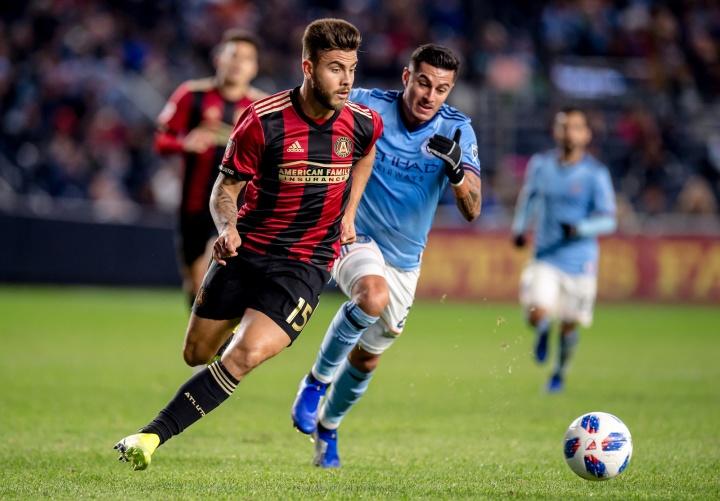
[177,212,217,267]
[192,249,330,342]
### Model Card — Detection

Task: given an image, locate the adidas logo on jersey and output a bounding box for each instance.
[286,141,304,153]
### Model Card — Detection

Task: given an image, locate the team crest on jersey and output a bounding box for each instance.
[334,136,353,158]
[223,138,236,162]
[471,144,479,161]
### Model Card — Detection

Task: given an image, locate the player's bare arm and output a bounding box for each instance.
[210,173,247,265]
[452,171,481,222]
[341,145,377,244]
[427,129,480,221]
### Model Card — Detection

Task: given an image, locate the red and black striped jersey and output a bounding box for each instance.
[220,87,383,269]
[154,78,264,214]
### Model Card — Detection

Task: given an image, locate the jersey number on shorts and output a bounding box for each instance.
[286,297,314,333]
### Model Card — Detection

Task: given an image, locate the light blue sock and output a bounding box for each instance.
[319,359,373,429]
[535,316,550,338]
[556,330,579,376]
[311,301,378,383]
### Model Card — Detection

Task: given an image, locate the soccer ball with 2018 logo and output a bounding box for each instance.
[563,412,633,480]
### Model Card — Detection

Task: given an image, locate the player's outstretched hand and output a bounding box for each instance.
[560,222,578,239]
[427,129,464,186]
[213,227,242,266]
[513,234,526,248]
[183,126,216,153]
[340,216,356,244]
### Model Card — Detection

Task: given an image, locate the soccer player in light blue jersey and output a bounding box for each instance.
[511,107,617,393]
[290,44,482,468]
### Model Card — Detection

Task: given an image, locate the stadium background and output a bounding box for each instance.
[1,0,719,302]
[1,2,719,498]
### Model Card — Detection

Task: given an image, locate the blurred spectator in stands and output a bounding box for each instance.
[474,20,534,97]
[698,132,720,205]
[676,176,718,214]
[645,5,695,109]
[540,0,617,57]
[682,0,720,103]
[622,133,687,214]
[614,192,640,232]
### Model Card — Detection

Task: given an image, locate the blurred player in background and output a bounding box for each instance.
[511,108,617,393]
[114,18,383,471]
[155,29,266,309]
[290,44,482,468]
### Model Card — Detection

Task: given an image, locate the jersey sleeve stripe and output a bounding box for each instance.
[439,110,469,121]
[462,162,481,177]
[346,104,371,118]
[257,100,293,117]
[253,91,291,110]
[255,97,292,115]
[346,101,372,119]
[370,89,399,102]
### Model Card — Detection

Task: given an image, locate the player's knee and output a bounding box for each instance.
[560,322,578,335]
[348,346,381,373]
[354,280,389,317]
[527,306,547,327]
[182,341,211,367]
[223,346,265,377]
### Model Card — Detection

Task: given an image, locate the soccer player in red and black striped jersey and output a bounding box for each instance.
[114,19,382,470]
[155,29,266,308]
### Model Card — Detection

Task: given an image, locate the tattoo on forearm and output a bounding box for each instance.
[455,175,482,222]
[210,176,245,232]
[456,191,479,221]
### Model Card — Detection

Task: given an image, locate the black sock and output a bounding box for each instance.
[141,361,239,445]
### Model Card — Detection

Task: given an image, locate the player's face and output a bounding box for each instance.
[401,62,456,127]
[305,50,358,111]
[215,41,258,87]
[553,111,591,152]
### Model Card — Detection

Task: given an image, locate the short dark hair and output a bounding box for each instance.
[217,29,260,52]
[409,44,460,78]
[302,18,361,62]
[557,106,589,125]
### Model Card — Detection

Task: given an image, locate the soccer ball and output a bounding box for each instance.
[563,411,633,480]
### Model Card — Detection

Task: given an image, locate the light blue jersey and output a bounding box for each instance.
[349,88,481,271]
[512,150,617,275]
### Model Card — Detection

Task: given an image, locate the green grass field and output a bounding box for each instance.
[1,286,719,499]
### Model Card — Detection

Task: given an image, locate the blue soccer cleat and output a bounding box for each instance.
[313,424,340,468]
[547,373,564,393]
[291,374,328,434]
[534,330,549,363]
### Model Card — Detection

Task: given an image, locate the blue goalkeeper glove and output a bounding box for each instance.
[428,129,464,186]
